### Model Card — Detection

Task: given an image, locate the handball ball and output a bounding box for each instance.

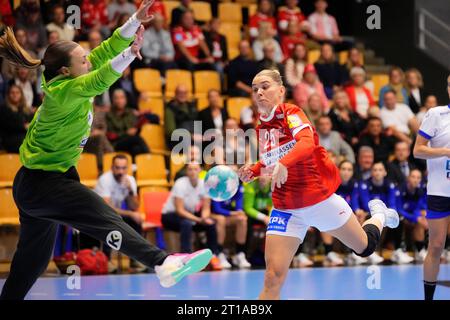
[204,165,239,202]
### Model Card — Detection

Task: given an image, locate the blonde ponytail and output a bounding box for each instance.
[0,27,41,69]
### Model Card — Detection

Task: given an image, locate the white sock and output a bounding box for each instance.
[371,212,386,228]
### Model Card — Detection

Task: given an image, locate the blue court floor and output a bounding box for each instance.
[1,265,449,300]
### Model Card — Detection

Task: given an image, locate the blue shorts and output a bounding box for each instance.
[427,195,450,219]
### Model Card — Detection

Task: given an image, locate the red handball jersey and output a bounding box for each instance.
[172,25,204,59]
[277,7,306,32]
[253,103,341,210]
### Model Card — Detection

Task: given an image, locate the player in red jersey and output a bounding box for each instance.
[238,69,400,300]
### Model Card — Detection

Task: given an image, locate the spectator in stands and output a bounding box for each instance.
[345,67,375,119]
[110,66,139,109]
[38,30,60,60]
[285,43,307,89]
[0,84,33,153]
[203,18,228,81]
[81,0,113,37]
[173,144,203,181]
[416,94,438,124]
[226,40,259,97]
[317,115,355,163]
[396,169,428,263]
[161,163,221,269]
[303,93,324,127]
[87,30,103,52]
[211,166,251,269]
[307,0,343,47]
[170,0,192,28]
[106,89,150,158]
[221,118,250,165]
[145,0,167,22]
[386,141,416,186]
[8,67,41,110]
[277,0,307,35]
[108,0,136,22]
[141,13,177,76]
[46,4,75,42]
[172,10,215,71]
[353,145,374,181]
[343,47,364,73]
[15,0,48,53]
[328,90,364,148]
[293,64,328,110]
[0,0,15,26]
[249,0,277,39]
[94,154,147,272]
[240,101,259,130]
[198,89,228,139]
[405,68,427,114]
[380,90,419,145]
[1,28,38,82]
[280,20,307,61]
[314,43,348,99]
[378,66,409,107]
[253,22,283,63]
[165,84,198,149]
[256,42,285,77]
[359,117,396,164]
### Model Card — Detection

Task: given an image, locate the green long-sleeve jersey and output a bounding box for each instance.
[20,29,134,172]
[243,180,272,220]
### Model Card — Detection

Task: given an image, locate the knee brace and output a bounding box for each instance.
[354,224,381,257]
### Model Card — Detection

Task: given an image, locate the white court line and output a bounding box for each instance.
[128,293,145,297]
[63,293,81,296]
[224,296,241,299]
[192,295,210,298]
[95,293,113,296]
[160,294,177,298]
[30,292,48,296]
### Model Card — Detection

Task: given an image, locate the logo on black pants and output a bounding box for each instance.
[106,231,122,250]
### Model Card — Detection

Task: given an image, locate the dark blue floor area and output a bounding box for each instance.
[1,265,449,300]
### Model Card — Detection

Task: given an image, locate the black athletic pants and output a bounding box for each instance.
[0,166,168,300]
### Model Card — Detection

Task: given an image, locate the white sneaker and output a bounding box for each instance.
[415,248,427,263]
[294,253,314,267]
[346,252,368,265]
[218,252,232,269]
[325,251,344,266]
[391,248,414,264]
[367,252,384,264]
[232,252,251,269]
[368,199,399,228]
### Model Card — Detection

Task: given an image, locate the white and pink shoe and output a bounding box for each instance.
[155,249,212,288]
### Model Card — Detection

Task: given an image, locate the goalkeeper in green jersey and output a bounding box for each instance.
[0,0,211,300]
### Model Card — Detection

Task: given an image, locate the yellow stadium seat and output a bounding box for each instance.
[0,154,22,188]
[135,154,170,187]
[219,23,242,59]
[371,74,390,102]
[165,69,193,98]
[170,153,187,183]
[140,124,169,156]
[0,188,19,226]
[227,97,252,121]
[194,71,221,99]
[76,153,98,188]
[228,47,240,60]
[138,96,165,123]
[133,68,163,97]
[190,1,212,22]
[308,50,321,64]
[78,41,90,51]
[339,51,348,64]
[218,3,243,24]
[196,96,224,111]
[102,152,133,175]
[163,1,180,25]
[248,3,257,16]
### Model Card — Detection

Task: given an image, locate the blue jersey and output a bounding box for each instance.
[395,182,427,223]
[359,178,397,211]
[211,184,244,216]
[336,179,359,211]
